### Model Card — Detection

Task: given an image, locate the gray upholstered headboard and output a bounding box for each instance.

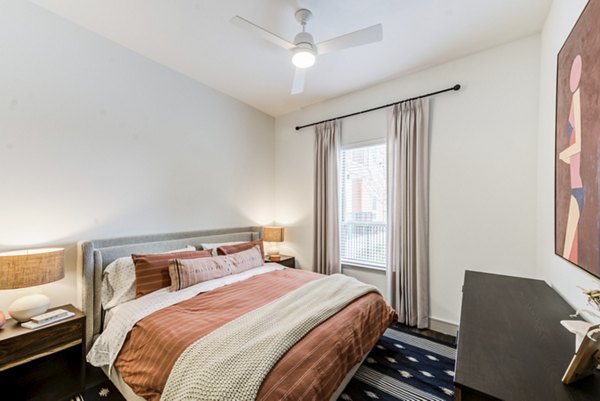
[79,226,262,350]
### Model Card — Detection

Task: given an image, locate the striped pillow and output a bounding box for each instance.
[217,239,264,258]
[168,255,231,291]
[132,250,212,298]
[169,246,264,291]
[227,245,265,275]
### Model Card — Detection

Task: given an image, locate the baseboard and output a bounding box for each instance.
[429,317,459,337]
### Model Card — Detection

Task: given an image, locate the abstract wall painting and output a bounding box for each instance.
[555,0,600,279]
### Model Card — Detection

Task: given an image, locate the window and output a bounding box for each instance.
[339,143,387,268]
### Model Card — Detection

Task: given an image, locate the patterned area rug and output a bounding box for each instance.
[69,380,124,401]
[338,326,457,401]
[72,326,455,401]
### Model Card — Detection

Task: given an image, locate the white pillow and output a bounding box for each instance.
[200,241,244,256]
[101,246,195,310]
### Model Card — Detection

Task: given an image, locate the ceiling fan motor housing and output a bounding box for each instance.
[294,31,315,49]
[292,31,316,68]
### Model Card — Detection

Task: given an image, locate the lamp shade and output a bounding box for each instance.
[0,248,64,289]
[263,226,284,243]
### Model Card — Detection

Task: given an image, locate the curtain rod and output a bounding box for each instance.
[295,84,461,131]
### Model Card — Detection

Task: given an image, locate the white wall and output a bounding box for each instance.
[0,1,274,313]
[536,0,600,316]
[275,35,541,326]
[0,0,555,330]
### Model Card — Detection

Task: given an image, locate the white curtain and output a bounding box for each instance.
[387,98,430,328]
[313,120,341,275]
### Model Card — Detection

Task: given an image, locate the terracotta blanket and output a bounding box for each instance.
[114,269,397,401]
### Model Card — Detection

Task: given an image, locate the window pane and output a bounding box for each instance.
[340,143,386,267]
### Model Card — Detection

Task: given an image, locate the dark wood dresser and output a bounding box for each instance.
[454,271,600,400]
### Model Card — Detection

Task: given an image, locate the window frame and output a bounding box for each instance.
[338,139,387,270]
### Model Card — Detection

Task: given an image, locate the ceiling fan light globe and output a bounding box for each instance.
[292,49,316,68]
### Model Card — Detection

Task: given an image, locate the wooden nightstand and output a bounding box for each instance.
[265,255,295,268]
[0,304,85,401]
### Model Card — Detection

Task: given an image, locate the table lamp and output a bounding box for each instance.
[0,248,64,322]
[263,226,284,261]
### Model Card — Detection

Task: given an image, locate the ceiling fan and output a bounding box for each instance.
[231,9,383,95]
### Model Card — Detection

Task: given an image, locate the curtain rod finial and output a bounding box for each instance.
[295,126,300,131]
[453,84,461,91]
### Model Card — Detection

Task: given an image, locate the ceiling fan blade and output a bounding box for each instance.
[317,24,382,55]
[291,68,306,94]
[231,16,295,50]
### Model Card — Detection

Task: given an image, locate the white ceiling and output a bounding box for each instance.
[31,0,552,117]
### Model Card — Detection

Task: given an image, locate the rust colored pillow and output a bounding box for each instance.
[132,250,212,298]
[217,239,264,257]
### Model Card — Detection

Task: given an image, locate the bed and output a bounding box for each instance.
[80,227,396,401]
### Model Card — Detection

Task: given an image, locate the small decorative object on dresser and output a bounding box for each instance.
[581,287,600,309]
[0,247,65,322]
[0,311,5,329]
[561,322,600,384]
[560,285,600,384]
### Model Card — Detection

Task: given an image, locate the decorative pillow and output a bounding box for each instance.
[169,246,264,291]
[217,239,264,258]
[101,246,195,309]
[227,245,265,275]
[199,241,244,256]
[168,255,232,291]
[133,250,212,298]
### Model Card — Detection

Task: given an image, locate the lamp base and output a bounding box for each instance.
[266,245,280,256]
[8,294,50,322]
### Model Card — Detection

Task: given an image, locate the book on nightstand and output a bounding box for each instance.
[21,309,74,329]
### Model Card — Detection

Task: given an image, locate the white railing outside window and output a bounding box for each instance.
[340,221,386,267]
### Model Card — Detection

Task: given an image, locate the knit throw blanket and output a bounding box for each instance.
[161,274,379,401]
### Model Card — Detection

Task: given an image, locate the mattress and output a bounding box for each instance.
[94,267,396,400]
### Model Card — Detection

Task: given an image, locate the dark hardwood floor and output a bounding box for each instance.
[85,363,109,388]
[394,322,457,346]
